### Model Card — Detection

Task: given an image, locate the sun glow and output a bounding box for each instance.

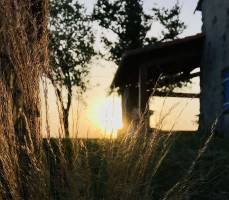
[88,96,122,137]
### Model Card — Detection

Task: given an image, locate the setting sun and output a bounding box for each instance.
[88,96,122,136]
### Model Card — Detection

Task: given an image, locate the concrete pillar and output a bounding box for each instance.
[199,0,229,135]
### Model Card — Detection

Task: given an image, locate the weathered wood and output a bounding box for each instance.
[121,85,139,128]
[112,34,204,88]
[112,34,204,132]
[143,50,201,75]
[153,91,200,98]
[139,66,147,114]
[138,66,150,128]
[156,72,201,88]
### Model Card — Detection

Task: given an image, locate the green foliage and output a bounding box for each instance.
[49,0,95,137]
[93,0,152,65]
[152,4,189,91]
[152,3,186,42]
[49,0,95,93]
[93,0,186,65]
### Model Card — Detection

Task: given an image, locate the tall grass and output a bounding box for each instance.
[0,117,223,200]
[40,125,178,200]
[0,118,223,199]
[0,0,48,199]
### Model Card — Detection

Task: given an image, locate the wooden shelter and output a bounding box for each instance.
[111,34,204,129]
[112,0,229,135]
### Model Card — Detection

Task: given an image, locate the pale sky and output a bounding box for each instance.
[42,0,203,138]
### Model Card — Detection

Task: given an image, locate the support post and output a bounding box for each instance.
[121,85,139,130]
[138,66,150,129]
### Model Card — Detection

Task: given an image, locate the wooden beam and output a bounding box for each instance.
[153,91,200,98]
[139,66,151,129]
[121,86,139,128]
[144,50,202,74]
[112,34,204,89]
[139,66,149,114]
[156,72,200,88]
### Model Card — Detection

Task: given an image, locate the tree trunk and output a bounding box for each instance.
[63,87,72,138]
[56,87,72,138]
[63,108,70,138]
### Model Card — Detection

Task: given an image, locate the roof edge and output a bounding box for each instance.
[111,33,205,90]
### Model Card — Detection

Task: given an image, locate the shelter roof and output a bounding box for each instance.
[111,33,205,89]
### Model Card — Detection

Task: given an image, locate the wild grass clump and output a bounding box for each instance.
[38,123,176,200]
[0,0,49,199]
[161,120,229,200]
[39,122,229,200]
[0,117,227,200]
[100,129,175,200]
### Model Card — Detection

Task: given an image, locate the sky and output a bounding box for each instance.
[42,0,203,138]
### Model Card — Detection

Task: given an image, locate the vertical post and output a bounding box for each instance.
[121,84,139,130]
[121,87,129,130]
[138,66,150,129]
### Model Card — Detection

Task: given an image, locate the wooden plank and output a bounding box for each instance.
[144,50,202,74]
[157,72,200,88]
[139,66,149,114]
[112,35,203,88]
[121,86,139,128]
[153,91,200,98]
[138,66,151,129]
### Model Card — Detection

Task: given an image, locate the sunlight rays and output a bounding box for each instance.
[88,95,122,137]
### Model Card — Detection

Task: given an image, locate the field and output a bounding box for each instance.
[0,117,229,199]
[32,131,229,199]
